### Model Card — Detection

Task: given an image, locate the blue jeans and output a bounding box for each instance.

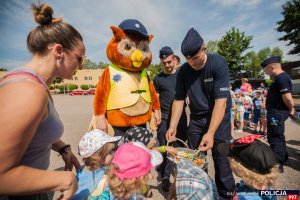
[187,112,235,200]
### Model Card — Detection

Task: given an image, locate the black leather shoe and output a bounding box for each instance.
[279,164,284,173]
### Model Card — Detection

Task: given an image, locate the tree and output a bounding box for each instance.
[146,63,163,80]
[257,47,271,62]
[276,0,300,55]
[82,59,97,69]
[80,84,89,90]
[217,27,253,73]
[244,51,261,78]
[98,62,109,69]
[68,84,78,91]
[52,77,63,94]
[271,46,284,58]
[206,40,219,54]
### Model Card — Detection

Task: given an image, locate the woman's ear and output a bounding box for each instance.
[49,44,64,60]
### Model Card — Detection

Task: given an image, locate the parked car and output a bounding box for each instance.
[87,90,95,95]
[69,91,84,96]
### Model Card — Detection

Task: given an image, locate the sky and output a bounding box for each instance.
[0,0,299,70]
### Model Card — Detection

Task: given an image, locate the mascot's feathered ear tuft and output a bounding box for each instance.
[111,26,126,40]
[148,35,154,43]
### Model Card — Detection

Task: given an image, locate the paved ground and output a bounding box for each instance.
[49,95,300,199]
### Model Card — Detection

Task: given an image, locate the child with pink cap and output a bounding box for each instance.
[103,141,163,199]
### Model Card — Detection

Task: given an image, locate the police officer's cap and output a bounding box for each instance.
[159,46,174,59]
[261,56,281,68]
[118,19,149,39]
[181,28,204,58]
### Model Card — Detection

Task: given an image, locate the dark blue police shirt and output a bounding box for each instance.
[174,54,231,116]
[153,70,179,111]
[266,72,292,111]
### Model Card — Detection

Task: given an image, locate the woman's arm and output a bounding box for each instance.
[0,82,77,198]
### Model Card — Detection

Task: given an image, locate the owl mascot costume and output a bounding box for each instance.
[91,19,161,136]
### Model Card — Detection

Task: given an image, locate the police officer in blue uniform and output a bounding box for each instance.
[153,46,188,192]
[261,56,295,173]
[166,28,235,200]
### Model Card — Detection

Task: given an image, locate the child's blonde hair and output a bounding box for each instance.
[83,143,114,171]
[229,157,279,189]
[107,164,153,199]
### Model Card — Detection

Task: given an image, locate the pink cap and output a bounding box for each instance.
[111,142,162,180]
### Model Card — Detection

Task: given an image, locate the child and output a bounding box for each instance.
[252,90,263,134]
[235,89,245,133]
[168,158,218,200]
[120,126,178,193]
[217,135,279,200]
[105,141,163,199]
[231,90,237,139]
[73,129,121,200]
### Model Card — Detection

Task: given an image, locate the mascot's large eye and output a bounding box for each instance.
[125,43,131,51]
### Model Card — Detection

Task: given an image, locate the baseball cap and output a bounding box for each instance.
[111,142,163,180]
[121,126,154,146]
[118,19,149,39]
[217,135,279,174]
[234,89,241,94]
[78,129,121,159]
[176,158,218,200]
[261,56,281,68]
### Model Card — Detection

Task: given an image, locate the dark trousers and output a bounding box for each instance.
[7,193,49,200]
[157,111,187,180]
[187,112,235,200]
[267,109,289,164]
[113,124,146,137]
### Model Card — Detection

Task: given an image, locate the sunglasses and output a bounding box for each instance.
[70,50,86,66]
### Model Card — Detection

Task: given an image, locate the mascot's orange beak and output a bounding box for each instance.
[131,50,144,68]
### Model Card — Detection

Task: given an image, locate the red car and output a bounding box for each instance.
[69,91,84,96]
[87,90,95,95]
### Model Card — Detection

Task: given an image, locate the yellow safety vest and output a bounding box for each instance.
[107,64,151,110]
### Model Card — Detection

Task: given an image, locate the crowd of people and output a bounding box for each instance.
[0,2,296,200]
[230,79,268,136]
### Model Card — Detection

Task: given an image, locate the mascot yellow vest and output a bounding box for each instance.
[107,64,151,110]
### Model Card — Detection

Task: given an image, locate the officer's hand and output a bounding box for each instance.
[198,133,214,151]
[166,127,177,142]
[154,109,161,126]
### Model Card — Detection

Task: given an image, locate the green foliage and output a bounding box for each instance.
[68,84,78,91]
[49,85,54,90]
[0,68,7,71]
[265,79,273,86]
[51,77,63,94]
[206,40,219,54]
[98,62,109,69]
[89,84,96,88]
[58,84,67,93]
[82,59,97,69]
[271,47,284,58]
[276,0,300,55]
[244,46,285,78]
[147,63,163,80]
[257,47,271,62]
[245,51,260,78]
[217,27,253,73]
[80,84,89,90]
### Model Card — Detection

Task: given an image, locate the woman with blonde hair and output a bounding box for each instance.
[0,3,85,199]
[240,78,252,93]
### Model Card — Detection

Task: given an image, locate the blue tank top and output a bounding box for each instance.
[0,68,64,169]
